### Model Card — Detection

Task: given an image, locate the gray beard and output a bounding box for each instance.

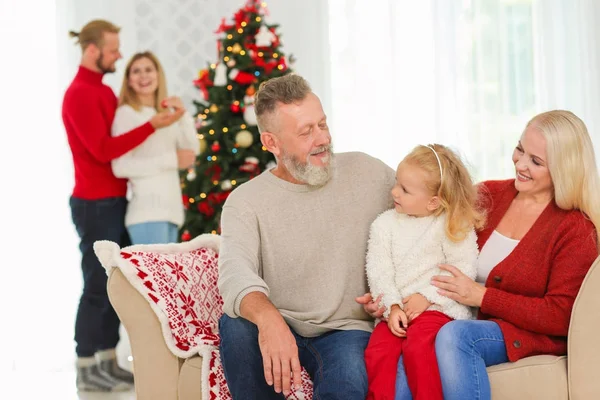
[281,144,334,187]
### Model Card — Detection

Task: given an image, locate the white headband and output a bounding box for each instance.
[425,145,443,181]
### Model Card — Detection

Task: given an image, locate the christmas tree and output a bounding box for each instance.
[180,0,294,241]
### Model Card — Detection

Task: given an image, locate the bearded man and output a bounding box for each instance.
[217,74,395,400]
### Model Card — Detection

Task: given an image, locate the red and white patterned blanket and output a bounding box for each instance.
[94,234,313,400]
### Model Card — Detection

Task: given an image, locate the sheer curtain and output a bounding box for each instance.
[0,0,78,375]
[0,0,133,376]
[328,1,437,169]
[533,0,600,156]
[328,0,600,179]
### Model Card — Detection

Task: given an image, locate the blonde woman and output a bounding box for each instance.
[361,110,600,400]
[112,51,199,244]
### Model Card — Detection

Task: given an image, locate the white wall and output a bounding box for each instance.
[56,0,331,114]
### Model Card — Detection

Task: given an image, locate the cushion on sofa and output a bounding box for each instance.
[95,234,223,357]
[488,355,568,400]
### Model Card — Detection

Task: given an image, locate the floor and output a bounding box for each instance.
[2,233,138,400]
[4,369,136,400]
[3,331,137,400]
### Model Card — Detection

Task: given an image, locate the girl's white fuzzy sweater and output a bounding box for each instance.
[111,105,199,228]
[366,209,478,321]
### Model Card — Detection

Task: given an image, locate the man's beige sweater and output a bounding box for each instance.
[218,152,395,337]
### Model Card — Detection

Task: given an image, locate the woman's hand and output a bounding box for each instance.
[388,305,408,337]
[355,293,387,320]
[431,264,487,307]
[161,96,185,111]
[177,149,196,169]
[402,294,432,321]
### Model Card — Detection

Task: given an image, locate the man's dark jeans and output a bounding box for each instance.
[70,196,130,357]
[219,314,370,400]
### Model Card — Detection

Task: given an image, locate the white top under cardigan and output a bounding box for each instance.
[366,209,479,321]
[475,230,520,284]
[111,105,199,228]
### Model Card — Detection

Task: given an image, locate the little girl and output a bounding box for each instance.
[364,144,485,400]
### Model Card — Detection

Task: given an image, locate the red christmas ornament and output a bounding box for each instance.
[229,69,256,85]
[215,18,234,34]
[269,27,280,47]
[181,230,192,241]
[230,103,241,113]
[211,141,221,152]
[197,202,215,217]
[204,164,222,181]
[278,56,288,71]
[239,157,260,173]
[193,69,213,101]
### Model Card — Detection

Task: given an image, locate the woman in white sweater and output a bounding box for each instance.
[364,144,485,400]
[111,51,199,244]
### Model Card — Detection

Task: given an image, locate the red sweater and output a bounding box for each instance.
[62,66,155,199]
[477,179,598,361]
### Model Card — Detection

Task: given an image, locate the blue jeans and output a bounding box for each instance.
[127,221,178,245]
[394,320,508,400]
[70,196,130,357]
[219,314,370,400]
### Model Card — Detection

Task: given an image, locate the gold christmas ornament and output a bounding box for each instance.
[235,130,254,148]
[209,104,219,113]
[232,43,242,54]
[199,138,207,153]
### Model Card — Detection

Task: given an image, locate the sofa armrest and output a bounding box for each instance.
[568,255,600,400]
[108,268,181,400]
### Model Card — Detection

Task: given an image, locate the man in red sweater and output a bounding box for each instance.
[62,19,184,392]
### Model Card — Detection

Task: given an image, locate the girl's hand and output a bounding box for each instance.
[387,305,408,337]
[431,264,487,307]
[402,294,432,321]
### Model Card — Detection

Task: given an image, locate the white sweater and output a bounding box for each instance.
[366,209,478,321]
[111,105,199,227]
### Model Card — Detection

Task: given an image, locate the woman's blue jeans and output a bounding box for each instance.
[127,221,178,245]
[394,320,508,400]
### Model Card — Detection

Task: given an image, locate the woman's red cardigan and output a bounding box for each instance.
[477,179,598,361]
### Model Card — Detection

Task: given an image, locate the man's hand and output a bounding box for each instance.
[356,293,386,320]
[240,292,301,396]
[402,294,432,321]
[387,304,408,337]
[257,315,302,396]
[149,108,185,129]
[177,149,196,169]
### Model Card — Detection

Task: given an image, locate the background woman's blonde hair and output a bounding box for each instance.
[526,110,600,246]
[118,52,168,113]
[69,19,120,51]
[403,144,486,242]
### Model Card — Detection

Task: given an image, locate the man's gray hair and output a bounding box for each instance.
[254,74,312,133]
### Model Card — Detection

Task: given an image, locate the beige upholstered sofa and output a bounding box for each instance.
[107,255,600,400]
